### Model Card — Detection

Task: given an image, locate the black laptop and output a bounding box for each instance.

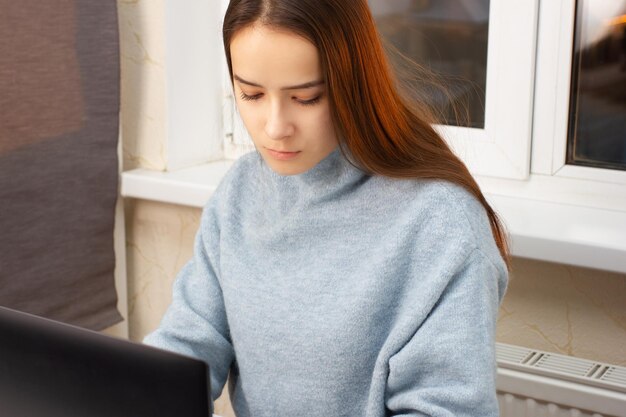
[0,306,212,417]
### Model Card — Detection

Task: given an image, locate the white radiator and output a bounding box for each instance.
[496,343,626,417]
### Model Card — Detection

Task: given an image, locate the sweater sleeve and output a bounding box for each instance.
[143,199,235,402]
[385,247,506,416]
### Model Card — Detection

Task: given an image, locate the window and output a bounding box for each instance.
[567,0,626,171]
[224,0,539,180]
[532,0,626,185]
[370,0,490,129]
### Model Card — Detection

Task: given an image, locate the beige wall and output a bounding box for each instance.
[119,0,167,171]
[118,1,626,414]
[498,259,626,366]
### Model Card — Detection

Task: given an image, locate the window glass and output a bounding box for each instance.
[568,0,626,171]
[369,0,490,128]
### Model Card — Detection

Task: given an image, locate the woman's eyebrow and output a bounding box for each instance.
[234,74,324,90]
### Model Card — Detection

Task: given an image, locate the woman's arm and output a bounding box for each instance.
[385,248,506,417]
[143,203,235,402]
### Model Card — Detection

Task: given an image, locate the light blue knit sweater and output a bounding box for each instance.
[144,148,508,417]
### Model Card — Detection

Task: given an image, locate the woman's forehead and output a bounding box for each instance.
[230,24,322,89]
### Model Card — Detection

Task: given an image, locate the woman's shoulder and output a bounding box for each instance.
[372,176,503,265]
[428,179,505,271]
[371,175,483,217]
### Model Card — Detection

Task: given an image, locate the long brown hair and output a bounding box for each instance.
[223,0,510,270]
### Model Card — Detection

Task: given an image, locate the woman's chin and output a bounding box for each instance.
[262,154,313,176]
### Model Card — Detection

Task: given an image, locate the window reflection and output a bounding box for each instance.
[369,0,490,128]
[568,0,626,170]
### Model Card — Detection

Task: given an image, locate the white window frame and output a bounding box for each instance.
[475,0,626,273]
[439,0,539,180]
[532,0,626,186]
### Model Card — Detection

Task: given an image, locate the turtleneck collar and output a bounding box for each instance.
[254,147,369,212]
[262,147,365,187]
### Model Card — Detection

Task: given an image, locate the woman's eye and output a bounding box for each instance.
[240,92,262,101]
[295,95,322,106]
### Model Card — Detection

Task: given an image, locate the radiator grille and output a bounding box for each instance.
[496,343,626,394]
[496,343,626,417]
[601,367,626,386]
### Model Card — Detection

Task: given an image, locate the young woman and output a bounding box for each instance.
[145,1,510,416]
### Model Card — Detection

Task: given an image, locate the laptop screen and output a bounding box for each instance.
[0,306,211,417]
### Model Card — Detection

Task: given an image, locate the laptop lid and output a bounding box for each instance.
[0,306,211,417]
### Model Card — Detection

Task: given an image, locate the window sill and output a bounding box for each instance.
[121,160,234,208]
[121,161,626,274]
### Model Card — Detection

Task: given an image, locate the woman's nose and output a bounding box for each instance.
[264,103,294,140]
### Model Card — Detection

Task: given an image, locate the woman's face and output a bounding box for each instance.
[230,24,338,175]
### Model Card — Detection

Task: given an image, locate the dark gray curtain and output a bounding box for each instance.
[0,0,123,330]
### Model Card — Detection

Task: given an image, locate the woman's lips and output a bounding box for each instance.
[266,148,301,161]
